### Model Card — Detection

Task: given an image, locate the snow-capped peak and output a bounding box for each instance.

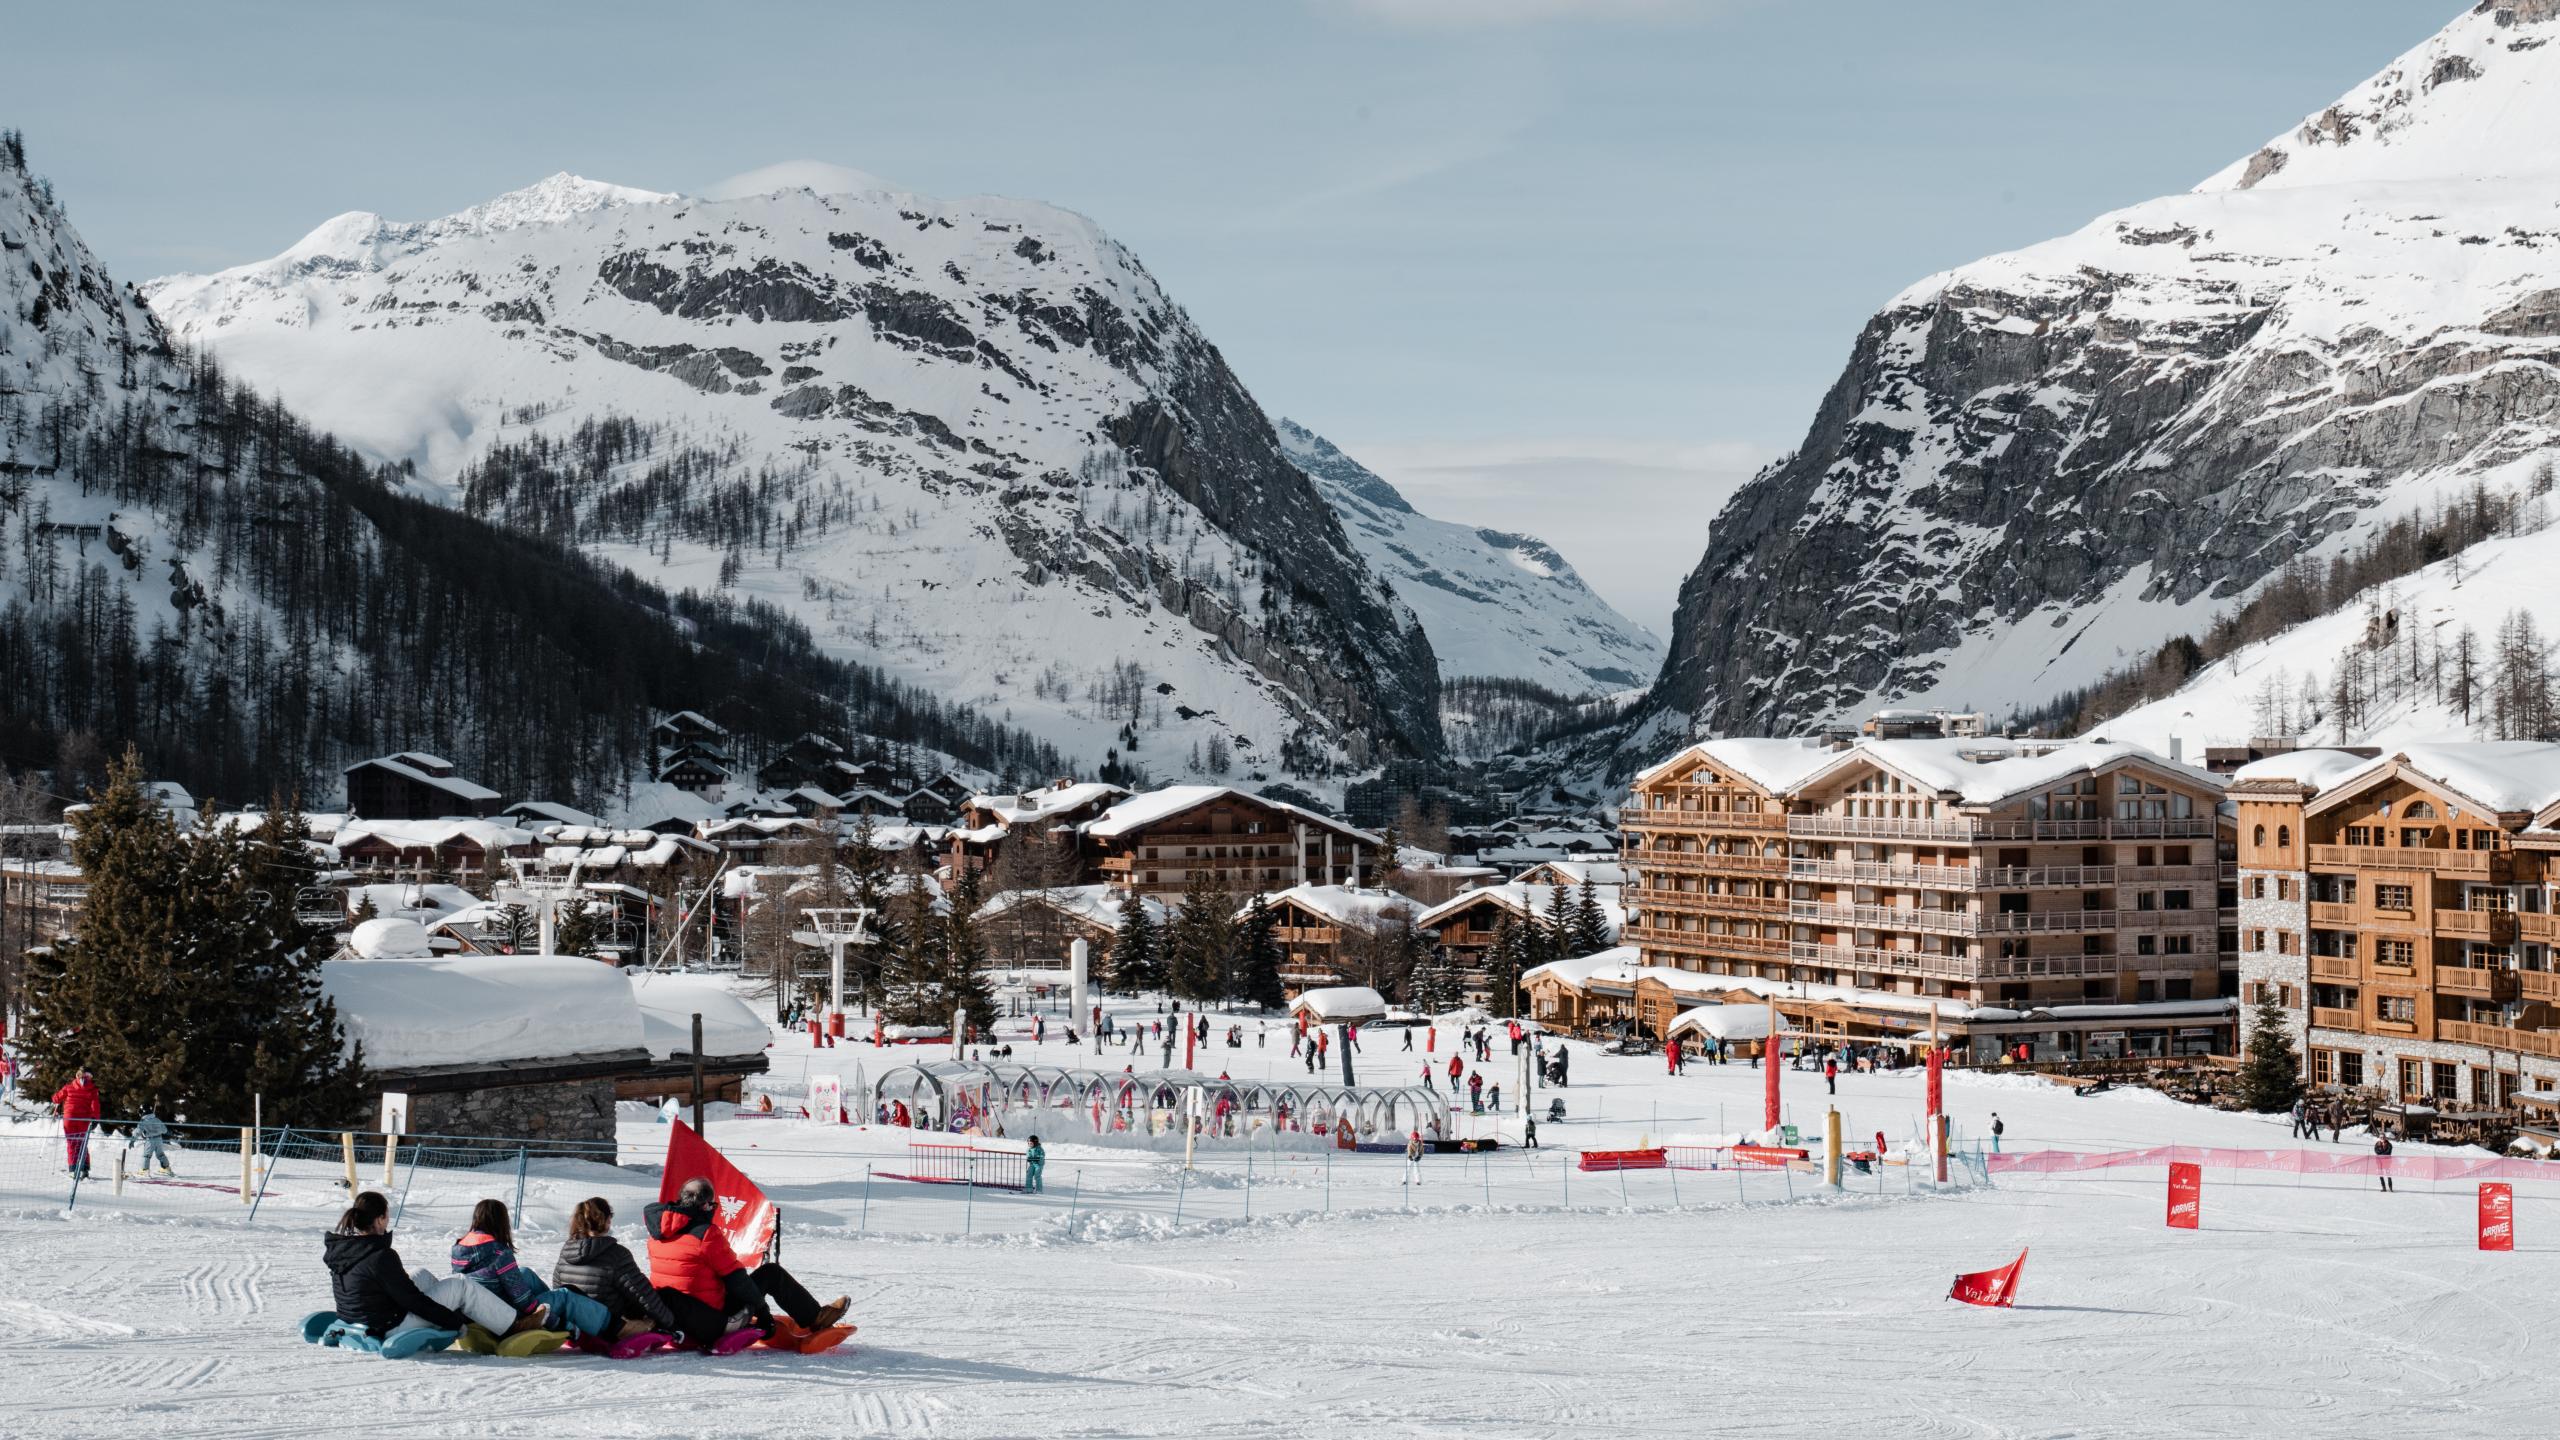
[2199,0,2560,192]
[439,171,675,233]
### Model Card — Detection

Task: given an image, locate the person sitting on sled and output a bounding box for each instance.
[324,1190,520,1341]
[450,1198,612,1340]
[647,1177,848,1348]
[555,1197,682,1342]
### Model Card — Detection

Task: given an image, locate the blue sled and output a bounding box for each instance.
[300,1310,461,1358]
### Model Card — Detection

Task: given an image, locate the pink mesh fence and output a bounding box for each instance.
[1991,1146,2560,1182]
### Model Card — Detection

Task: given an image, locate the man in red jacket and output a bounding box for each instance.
[645,1178,847,1347]
[52,1068,101,1177]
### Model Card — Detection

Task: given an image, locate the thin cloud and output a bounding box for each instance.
[1322,0,1735,27]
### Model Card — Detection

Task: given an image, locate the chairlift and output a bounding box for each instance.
[293,886,345,926]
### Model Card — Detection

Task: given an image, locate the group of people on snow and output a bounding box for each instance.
[322,1177,847,1353]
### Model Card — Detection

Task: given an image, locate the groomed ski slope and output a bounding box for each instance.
[3,1003,2546,1438]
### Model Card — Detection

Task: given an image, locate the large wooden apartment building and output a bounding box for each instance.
[1082,786,1381,899]
[1621,737,2235,1021]
[2231,743,2560,1109]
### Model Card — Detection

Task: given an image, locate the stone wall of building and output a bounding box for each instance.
[398,1078,620,1155]
[2236,869,2309,1053]
[2307,1025,2560,1106]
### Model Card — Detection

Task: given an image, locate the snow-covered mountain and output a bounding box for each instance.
[1650,0,2560,748]
[1275,420,1660,694]
[144,171,1443,783]
[0,135,1058,807]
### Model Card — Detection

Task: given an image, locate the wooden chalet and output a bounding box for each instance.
[1082,786,1380,899]
[343,752,502,820]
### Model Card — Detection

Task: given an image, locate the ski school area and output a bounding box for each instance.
[3,995,2555,1437]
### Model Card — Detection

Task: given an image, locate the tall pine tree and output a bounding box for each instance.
[1571,877,1613,955]
[941,866,996,1036]
[1234,895,1284,1010]
[1111,886,1162,995]
[2238,994,2303,1112]
[21,755,360,1123]
[1543,883,1578,959]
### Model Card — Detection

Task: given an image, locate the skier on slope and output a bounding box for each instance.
[132,1102,175,1177]
[52,1067,100,1177]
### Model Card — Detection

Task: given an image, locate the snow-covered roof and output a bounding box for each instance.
[1517,859,1626,887]
[503,800,606,828]
[1247,884,1419,930]
[346,882,483,924]
[1288,985,1388,1022]
[628,974,771,1060]
[1638,737,1838,792]
[1803,737,2224,808]
[1519,945,1637,990]
[2306,743,2560,818]
[654,709,725,734]
[336,819,532,853]
[1083,785,1380,845]
[970,780,1130,826]
[321,954,647,1069]
[1665,1005,1775,1042]
[979,883,1162,930]
[1418,882,1622,937]
[347,752,501,802]
[2228,748,2380,790]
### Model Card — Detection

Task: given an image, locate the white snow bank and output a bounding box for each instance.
[322,954,645,1068]
[1289,986,1387,1022]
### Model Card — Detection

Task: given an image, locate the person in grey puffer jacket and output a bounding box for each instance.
[555,1196,678,1339]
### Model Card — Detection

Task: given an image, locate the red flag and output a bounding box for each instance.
[2480,1182,2515,1252]
[1763,1034,1781,1131]
[1924,1045,1943,1118]
[1948,1248,2027,1308]
[661,1119,776,1265]
[2166,1161,2201,1229]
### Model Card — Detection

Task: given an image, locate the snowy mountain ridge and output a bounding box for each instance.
[1275,419,1662,695]
[145,169,1454,784]
[1646,0,2560,755]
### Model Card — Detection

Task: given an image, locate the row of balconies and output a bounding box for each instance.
[2307,843,2499,876]
[1628,814,2218,843]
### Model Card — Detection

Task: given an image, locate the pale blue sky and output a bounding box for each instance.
[13,0,2446,630]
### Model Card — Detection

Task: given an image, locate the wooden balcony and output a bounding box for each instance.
[2440,910,2518,944]
[1788,901,1982,936]
[2311,1007,2361,1032]
[2308,902,2356,929]
[2372,1015,2420,1036]
[1630,809,1788,833]
[2520,912,2560,943]
[2523,970,2560,1003]
[2309,844,2494,875]
[2438,1020,2560,1058]
[2435,967,2518,1002]
[2310,954,2361,982]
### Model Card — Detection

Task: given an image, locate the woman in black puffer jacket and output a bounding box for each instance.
[555,1197,680,1339]
[323,1190,500,1338]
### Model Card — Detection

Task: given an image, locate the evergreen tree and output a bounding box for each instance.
[1411,939,1462,1015]
[495,901,535,954]
[1519,900,1556,976]
[21,755,361,1123]
[1485,916,1528,1018]
[1111,886,1162,995]
[552,898,603,958]
[843,813,898,1004]
[1572,877,1612,955]
[1167,871,1232,1002]
[1234,895,1284,1010]
[2238,994,2303,1113]
[940,866,996,1036]
[1543,883,1578,959]
[351,892,380,925]
[879,888,944,1025]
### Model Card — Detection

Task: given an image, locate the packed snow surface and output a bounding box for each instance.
[1,988,2551,1436]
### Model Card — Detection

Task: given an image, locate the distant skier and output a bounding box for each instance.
[1553,1047,1570,1088]
[1404,1128,1425,1185]
[134,1103,175,1177]
[52,1067,100,1177]
[2374,1134,2395,1192]
[1523,1116,1539,1150]
[1989,1113,2004,1153]
[1025,1135,1046,1193]
[1825,1058,1838,1095]
[1403,1029,1414,1052]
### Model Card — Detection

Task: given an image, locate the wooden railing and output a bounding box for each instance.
[2308,901,2356,928]
[2311,1006,2361,1032]
[2521,912,2560,943]
[2439,1020,2560,1058]
[2310,954,2360,982]
[2435,967,2518,1001]
[2440,910,2517,943]
[2522,971,2560,1003]
[1629,809,1789,832]
[2309,844,2493,875]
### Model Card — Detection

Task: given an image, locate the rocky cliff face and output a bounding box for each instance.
[145,172,1441,780]
[1277,420,1662,695]
[1651,1,2560,741]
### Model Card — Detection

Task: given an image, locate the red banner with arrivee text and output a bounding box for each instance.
[1948,1248,2026,1308]
[2167,1161,2201,1229]
[662,1119,777,1264]
[2480,1182,2515,1252]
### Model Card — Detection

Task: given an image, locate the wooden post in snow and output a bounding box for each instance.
[691,1013,706,1135]
[342,1131,357,1193]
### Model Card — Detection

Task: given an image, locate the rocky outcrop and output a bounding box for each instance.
[1646,1,2560,744]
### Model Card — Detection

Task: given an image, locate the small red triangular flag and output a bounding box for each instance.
[1948,1247,2027,1307]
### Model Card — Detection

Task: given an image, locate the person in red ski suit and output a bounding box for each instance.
[53,1068,101,1176]
[1666,1037,1683,1075]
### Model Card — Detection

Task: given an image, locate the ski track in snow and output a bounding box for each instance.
[5,1021,2552,1436]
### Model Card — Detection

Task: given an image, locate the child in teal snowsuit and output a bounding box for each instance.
[1024,1136,1046,1193]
